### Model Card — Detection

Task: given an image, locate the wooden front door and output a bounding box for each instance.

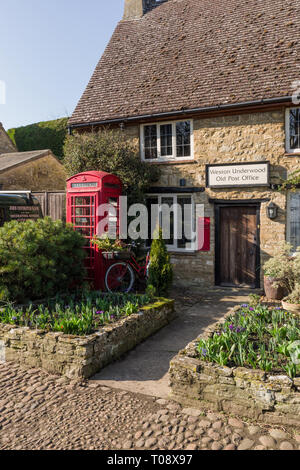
[216,205,259,288]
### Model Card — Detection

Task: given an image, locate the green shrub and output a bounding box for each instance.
[8,118,68,160]
[0,217,86,303]
[63,128,160,204]
[147,229,173,296]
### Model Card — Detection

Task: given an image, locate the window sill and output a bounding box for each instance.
[146,159,197,165]
[284,152,300,156]
[169,250,197,255]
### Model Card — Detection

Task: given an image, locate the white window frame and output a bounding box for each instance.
[146,193,196,252]
[140,119,194,162]
[285,107,300,154]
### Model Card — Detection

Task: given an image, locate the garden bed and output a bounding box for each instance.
[169,303,300,427]
[0,293,175,379]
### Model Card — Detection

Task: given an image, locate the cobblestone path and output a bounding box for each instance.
[0,363,299,451]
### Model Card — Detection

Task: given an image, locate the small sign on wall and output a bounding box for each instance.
[206,162,270,188]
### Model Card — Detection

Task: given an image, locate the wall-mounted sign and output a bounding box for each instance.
[206,162,270,188]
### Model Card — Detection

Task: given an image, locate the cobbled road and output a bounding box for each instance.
[0,363,300,451]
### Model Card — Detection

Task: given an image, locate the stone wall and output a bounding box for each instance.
[0,153,67,191]
[0,299,174,379]
[120,108,299,288]
[169,305,300,427]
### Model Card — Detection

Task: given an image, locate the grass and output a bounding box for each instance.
[0,291,152,336]
[197,303,300,378]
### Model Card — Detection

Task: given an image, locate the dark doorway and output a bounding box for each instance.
[215,204,260,288]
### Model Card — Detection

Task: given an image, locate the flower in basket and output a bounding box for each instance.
[91,235,129,253]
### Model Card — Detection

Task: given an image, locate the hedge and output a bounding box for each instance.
[8,118,68,160]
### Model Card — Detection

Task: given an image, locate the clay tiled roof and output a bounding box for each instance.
[69,0,300,127]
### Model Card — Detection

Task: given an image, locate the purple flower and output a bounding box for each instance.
[236,327,241,333]
[96,310,104,315]
[201,348,207,357]
[241,304,248,308]
[275,307,282,310]
[216,331,221,336]
[229,324,234,331]
[241,327,246,332]
[249,307,254,311]
[12,316,17,321]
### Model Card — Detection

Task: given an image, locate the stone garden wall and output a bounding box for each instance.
[169,306,300,427]
[0,298,174,380]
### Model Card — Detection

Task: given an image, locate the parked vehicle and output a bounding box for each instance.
[0,191,43,227]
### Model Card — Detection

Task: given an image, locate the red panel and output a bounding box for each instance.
[198,217,210,251]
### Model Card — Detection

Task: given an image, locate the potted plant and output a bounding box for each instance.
[263,243,293,300]
[282,284,300,314]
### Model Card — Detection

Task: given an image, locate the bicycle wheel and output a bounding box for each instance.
[105,262,135,293]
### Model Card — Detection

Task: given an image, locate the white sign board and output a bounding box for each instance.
[206,162,270,188]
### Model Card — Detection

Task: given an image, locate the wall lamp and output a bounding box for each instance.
[266,202,278,220]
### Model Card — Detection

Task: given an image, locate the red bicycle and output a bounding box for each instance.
[105,249,151,293]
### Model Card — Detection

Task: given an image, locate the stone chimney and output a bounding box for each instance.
[123,0,168,20]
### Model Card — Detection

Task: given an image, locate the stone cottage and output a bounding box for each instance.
[69,0,300,289]
[0,122,17,154]
[0,123,66,191]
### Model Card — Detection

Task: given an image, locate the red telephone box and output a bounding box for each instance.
[66,171,122,290]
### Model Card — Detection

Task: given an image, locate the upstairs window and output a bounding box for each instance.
[286,107,300,153]
[141,120,193,162]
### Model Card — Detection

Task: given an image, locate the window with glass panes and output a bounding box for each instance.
[141,120,193,161]
[286,108,300,153]
[146,194,194,250]
[288,192,300,251]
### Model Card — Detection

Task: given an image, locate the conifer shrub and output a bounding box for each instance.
[0,218,86,303]
[147,229,173,296]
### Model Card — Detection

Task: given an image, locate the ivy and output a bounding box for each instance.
[8,118,68,160]
[277,169,300,191]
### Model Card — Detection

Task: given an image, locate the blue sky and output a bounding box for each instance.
[0,0,124,130]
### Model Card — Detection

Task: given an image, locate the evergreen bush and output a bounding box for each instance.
[0,217,86,303]
[63,128,160,204]
[147,229,173,296]
[8,118,68,160]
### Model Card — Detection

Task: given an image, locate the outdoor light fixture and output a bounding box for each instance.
[266,201,278,220]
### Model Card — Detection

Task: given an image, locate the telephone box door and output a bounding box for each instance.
[69,193,98,286]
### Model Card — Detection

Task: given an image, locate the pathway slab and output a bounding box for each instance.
[90,287,254,397]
